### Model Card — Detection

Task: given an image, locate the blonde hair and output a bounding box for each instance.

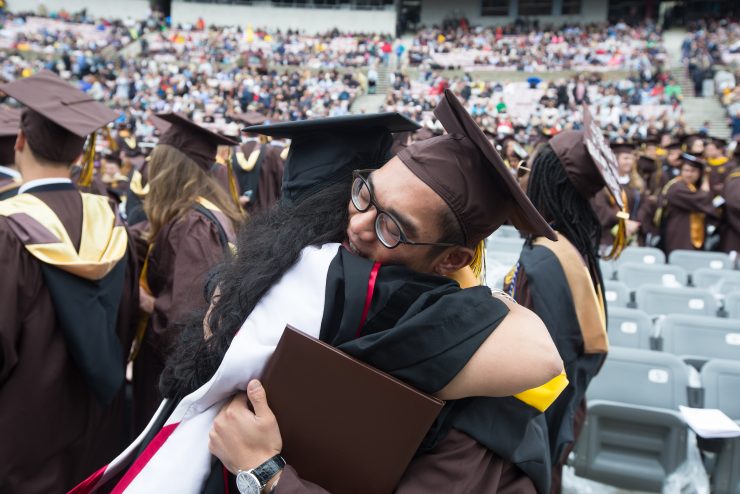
[144,144,244,242]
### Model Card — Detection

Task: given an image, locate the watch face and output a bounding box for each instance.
[236,471,261,494]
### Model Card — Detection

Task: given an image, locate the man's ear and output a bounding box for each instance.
[432,246,474,277]
[15,130,26,152]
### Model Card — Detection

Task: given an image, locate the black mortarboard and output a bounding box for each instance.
[682,132,705,147]
[230,111,268,127]
[0,106,21,166]
[706,136,728,148]
[0,70,117,163]
[680,152,705,169]
[610,141,636,155]
[246,113,419,205]
[664,139,682,150]
[397,89,556,245]
[156,112,239,171]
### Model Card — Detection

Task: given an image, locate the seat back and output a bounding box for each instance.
[660,315,740,362]
[487,236,525,254]
[617,246,666,266]
[668,249,731,274]
[607,307,653,349]
[693,268,740,295]
[728,291,740,320]
[600,259,616,281]
[618,262,688,290]
[604,280,630,308]
[489,225,520,239]
[702,358,740,420]
[635,285,718,317]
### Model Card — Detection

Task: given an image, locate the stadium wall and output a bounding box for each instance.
[170,2,397,35]
[419,0,608,26]
[8,0,152,19]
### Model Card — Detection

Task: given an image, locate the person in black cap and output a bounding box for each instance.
[0,70,138,493]
[657,153,721,255]
[131,112,245,435]
[0,106,22,200]
[79,105,564,493]
[505,104,626,494]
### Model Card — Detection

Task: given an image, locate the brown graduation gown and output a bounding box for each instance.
[255,144,285,212]
[132,208,235,433]
[705,157,736,196]
[275,429,536,493]
[591,185,649,247]
[660,179,719,255]
[720,171,740,252]
[0,187,138,493]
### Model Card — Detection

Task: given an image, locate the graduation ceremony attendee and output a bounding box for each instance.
[657,153,721,255]
[505,105,627,494]
[591,141,647,249]
[0,70,139,493]
[0,106,21,200]
[720,168,740,252]
[73,94,565,493]
[703,136,735,195]
[658,138,684,190]
[131,112,244,434]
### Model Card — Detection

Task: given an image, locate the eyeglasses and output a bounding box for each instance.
[351,169,457,249]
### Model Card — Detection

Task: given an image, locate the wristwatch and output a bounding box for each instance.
[236,454,286,494]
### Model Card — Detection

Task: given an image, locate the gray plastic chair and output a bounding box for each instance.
[701,359,740,494]
[728,291,740,320]
[604,280,630,308]
[635,285,718,317]
[618,262,688,290]
[668,250,732,274]
[607,307,654,349]
[489,225,520,239]
[617,246,666,267]
[487,236,525,254]
[693,269,740,295]
[600,259,617,281]
[660,315,740,363]
[574,348,690,491]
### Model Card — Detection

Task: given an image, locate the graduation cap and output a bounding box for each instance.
[610,141,636,155]
[149,114,172,135]
[706,136,728,148]
[229,111,267,127]
[664,139,682,150]
[680,152,705,169]
[397,89,556,247]
[682,132,705,149]
[549,105,627,259]
[156,112,239,171]
[0,70,117,164]
[246,112,420,205]
[0,106,21,166]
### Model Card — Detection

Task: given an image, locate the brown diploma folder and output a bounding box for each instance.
[260,325,445,494]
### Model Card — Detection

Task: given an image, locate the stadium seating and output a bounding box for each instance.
[659,315,740,363]
[604,281,631,308]
[635,285,718,317]
[607,307,654,349]
[573,348,691,491]
[693,268,740,295]
[701,359,740,494]
[487,236,525,254]
[600,259,617,281]
[616,246,666,267]
[490,225,520,239]
[617,262,688,290]
[728,291,740,320]
[668,250,732,274]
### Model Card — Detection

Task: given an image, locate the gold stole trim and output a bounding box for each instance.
[533,233,608,354]
[0,176,22,194]
[129,169,149,196]
[0,192,127,280]
[236,148,262,171]
[280,145,290,161]
[708,157,729,167]
[684,182,706,249]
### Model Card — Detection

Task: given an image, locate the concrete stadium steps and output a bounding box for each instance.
[682,96,731,139]
[669,67,695,98]
[351,63,390,114]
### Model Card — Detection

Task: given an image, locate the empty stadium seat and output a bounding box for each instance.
[573,348,691,491]
[604,280,630,308]
[701,359,740,494]
[489,225,520,239]
[728,291,740,320]
[607,307,654,349]
[487,236,525,254]
[600,259,617,281]
[668,250,732,274]
[693,268,740,295]
[635,285,718,317]
[617,246,666,266]
[659,315,740,363]
[617,262,688,290]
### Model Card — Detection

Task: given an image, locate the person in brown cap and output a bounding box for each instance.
[703,136,735,195]
[656,153,721,255]
[505,104,626,494]
[0,70,138,493]
[0,106,22,200]
[131,112,245,435]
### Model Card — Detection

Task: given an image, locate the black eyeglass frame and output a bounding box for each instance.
[351,169,458,249]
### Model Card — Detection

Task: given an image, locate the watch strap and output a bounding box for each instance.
[251,454,286,488]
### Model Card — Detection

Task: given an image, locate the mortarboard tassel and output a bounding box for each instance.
[468,239,486,284]
[104,126,118,152]
[224,148,242,209]
[77,133,97,188]
[603,208,628,260]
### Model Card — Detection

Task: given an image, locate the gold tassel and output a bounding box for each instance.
[225,148,241,209]
[77,133,97,188]
[603,209,628,260]
[469,239,486,284]
[105,126,118,152]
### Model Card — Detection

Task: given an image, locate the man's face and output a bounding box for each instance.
[346,156,449,274]
[667,149,682,166]
[680,164,701,186]
[704,143,720,159]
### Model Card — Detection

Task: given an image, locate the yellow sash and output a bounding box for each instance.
[0,192,127,280]
[129,169,149,197]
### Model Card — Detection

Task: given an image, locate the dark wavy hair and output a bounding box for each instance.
[159,182,351,399]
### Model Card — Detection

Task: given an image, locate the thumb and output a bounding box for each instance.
[247,380,272,418]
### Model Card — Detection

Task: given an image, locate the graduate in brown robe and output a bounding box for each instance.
[704,137,736,196]
[0,106,22,200]
[0,71,138,493]
[658,153,721,255]
[132,113,244,433]
[720,170,740,252]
